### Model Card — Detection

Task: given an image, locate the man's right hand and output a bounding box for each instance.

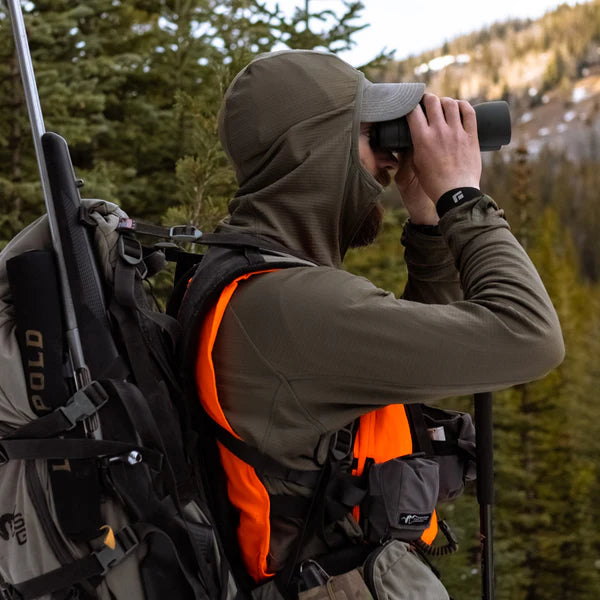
[406,93,482,203]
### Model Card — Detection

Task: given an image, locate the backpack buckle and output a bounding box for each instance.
[59,381,109,430]
[329,427,354,461]
[169,225,202,243]
[118,235,143,266]
[92,526,138,575]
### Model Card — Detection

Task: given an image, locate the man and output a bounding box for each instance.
[183,49,564,597]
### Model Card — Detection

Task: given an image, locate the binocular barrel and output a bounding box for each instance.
[370,100,511,152]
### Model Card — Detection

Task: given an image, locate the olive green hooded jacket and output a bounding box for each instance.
[210,50,564,571]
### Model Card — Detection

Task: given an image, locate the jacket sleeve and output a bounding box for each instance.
[218,195,565,434]
[400,221,462,304]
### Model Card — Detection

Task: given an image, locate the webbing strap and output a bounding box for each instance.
[0,439,163,470]
[108,302,192,494]
[6,382,109,440]
[269,476,366,521]
[213,425,321,488]
[113,240,181,347]
[10,526,138,600]
[405,404,434,456]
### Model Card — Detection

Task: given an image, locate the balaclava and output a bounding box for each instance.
[217,50,424,267]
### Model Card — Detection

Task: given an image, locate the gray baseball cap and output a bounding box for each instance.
[361,80,425,122]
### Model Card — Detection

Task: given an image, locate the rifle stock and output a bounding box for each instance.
[42,132,120,380]
[7,0,119,398]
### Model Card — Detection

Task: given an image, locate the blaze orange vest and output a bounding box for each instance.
[195,271,438,583]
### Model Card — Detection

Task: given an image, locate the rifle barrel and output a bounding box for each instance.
[6,0,89,384]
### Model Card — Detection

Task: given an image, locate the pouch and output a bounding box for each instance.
[363,541,449,600]
[362,455,438,544]
[420,405,476,502]
[298,568,374,600]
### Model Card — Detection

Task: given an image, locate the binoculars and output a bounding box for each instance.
[370,100,511,152]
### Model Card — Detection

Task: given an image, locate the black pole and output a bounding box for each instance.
[474,392,494,600]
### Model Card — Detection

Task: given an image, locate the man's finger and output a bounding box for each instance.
[458,100,477,136]
[406,102,428,143]
[421,93,444,127]
[441,97,461,127]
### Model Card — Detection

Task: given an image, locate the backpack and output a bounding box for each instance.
[0,198,237,600]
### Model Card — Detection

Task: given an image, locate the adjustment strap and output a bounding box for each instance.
[6,382,109,440]
[10,526,138,600]
[431,439,476,460]
[0,438,162,470]
[117,218,203,243]
[114,242,182,347]
[405,404,434,456]
[214,424,321,488]
[269,477,367,521]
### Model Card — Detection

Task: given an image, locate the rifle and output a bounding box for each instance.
[7,0,121,539]
[6,1,120,427]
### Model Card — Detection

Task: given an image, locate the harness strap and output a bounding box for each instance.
[5,382,109,440]
[109,293,192,494]
[404,403,434,456]
[0,439,163,470]
[113,237,182,348]
[213,425,321,488]
[5,526,138,600]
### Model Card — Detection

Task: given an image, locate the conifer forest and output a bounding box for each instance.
[1,1,600,598]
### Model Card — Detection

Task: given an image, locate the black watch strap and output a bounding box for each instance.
[436,187,482,218]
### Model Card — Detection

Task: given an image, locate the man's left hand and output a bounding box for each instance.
[394,151,439,226]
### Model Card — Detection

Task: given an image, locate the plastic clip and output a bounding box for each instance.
[118,235,143,266]
[92,526,138,576]
[329,427,354,461]
[59,382,109,431]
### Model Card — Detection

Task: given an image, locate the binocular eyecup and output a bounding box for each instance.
[370,100,511,152]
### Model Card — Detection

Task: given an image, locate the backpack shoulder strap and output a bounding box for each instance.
[177,234,316,383]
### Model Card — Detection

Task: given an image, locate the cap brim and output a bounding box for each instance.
[361,80,425,122]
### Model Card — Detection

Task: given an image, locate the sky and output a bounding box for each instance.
[264,0,585,66]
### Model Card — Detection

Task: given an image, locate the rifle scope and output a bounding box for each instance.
[370,100,511,152]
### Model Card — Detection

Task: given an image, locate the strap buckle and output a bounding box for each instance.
[92,526,138,576]
[169,225,202,243]
[118,235,143,266]
[59,382,109,431]
[329,427,354,461]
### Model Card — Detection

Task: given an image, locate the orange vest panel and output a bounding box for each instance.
[352,406,438,545]
[196,270,278,582]
[196,270,438,582]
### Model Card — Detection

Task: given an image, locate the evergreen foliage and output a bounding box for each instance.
[1,2,600,598]
[0,0,370,242]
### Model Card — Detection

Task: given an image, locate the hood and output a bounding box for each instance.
[216,50,383,268]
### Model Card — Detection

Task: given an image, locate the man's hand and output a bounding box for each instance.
[407,93,481,203]
[394,151,439,225]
